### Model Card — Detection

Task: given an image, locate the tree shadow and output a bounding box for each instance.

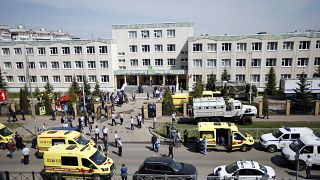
[270,155,289,168]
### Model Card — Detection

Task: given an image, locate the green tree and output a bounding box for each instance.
[19,84,30,113]
[206,73,216,91]
[265,67,277,95]
[44,81,54,94]
[314,65,320,77]
[70,75,80,94]
[262,90,269,115]
[34,87,41,115]
[291,73,314,113]
[42,92,52,115]
[93,80,101,97]
[0,68,7,90]
[191,78,204,99]
[221,68,230,82]
[83,76,91,95]
[162,87,174,115]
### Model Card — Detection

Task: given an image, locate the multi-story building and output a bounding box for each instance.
[0,22,319,93]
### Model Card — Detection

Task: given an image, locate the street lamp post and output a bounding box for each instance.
[249,51,253,104]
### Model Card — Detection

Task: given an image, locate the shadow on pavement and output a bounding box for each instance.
[271,155,288,168]
[252,142,267,152]
[145,145,154,152]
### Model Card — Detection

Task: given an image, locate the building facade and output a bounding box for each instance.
[0,22,320,93]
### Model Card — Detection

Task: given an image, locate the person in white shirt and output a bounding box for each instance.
[111,112,116,126]
[130,116,134,130]
[120,112,124,125]
[102,126,108,139]
[153,116,156,129]
[22,145,30,165]
[118,138,123,157]
[94,126,100,142]
[114,131,119,147]
[172,112,176,122]
[306,155,313,179]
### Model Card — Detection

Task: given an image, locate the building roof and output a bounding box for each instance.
[112,22,194,30]
[39,130,80,138]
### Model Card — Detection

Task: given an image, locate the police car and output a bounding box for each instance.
[259,127,313,153]
[213,160,276,180]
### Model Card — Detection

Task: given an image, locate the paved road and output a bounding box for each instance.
[1,142,320,180]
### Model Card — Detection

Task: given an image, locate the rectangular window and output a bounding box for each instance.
[41,76,49,83]
[63,61,71,69]
[193,59,202,67]
[236,59,246,67]
[167,44,175,52]
[192,75,202,82]
[141,30,149,38]
[181,51,188,55]
[129,45,138,53]
[251,74,260,83]
[266,58,277,67]
[316,40,320,49]
[38,47,46,55]
[221,59,231,67]
[237,43,247,51]
[154,44,163,52]
[75,61,83,69]
[6,76,14,83]
[193,43,202,52]
[26,48,34,55]
[88,75,96,83]
[283,41,294,50]
[64,76,72,83]
[30,76,37,83]
[267,42,278,51]
[99,46,108,54]
[181,65,188,69]
[51,62,59,69]
[39,62,47,69]
[297,58,308,67]
[251,59,261,67]
[154,30,162,38]
[299,41,310,50]
[314,57,320,66]
[76,75,83,83]
[282,58,292,67]
[86,46,95,54]
[16,62,24,69]
[18,76,25,83]
[141,45,150,52]
[87,61,96,69]
[142,59,150,66]
[52,76,61,83]
[119,66,126,69]
[100,61,108,68]
[222,43,232,52]
[14,48,22,55]
[128,31,137,38]
[50,47,58,55]
[61,157,78,166]
[2,48,10,55]
[252,42,262,51]
[119,59,125,63]
[119,52,125,56]
[28,62,36,69]
[101,75,109,83]
[167,59,176,66]
[166,29,175,37]
[296,74,307,79]
[4,62,12,69]
[236,74,245,82]
[207,43,217,52]
[155,59,163,66]
[130,59,138,66]
[62,47,70,54]
[74,46,82,54]
[181,58,188,62]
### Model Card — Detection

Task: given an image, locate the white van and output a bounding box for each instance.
[259,127,313,153]
[282,134,320,170]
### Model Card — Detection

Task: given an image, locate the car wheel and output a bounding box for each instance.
[241,116,252,125]
[240,145,249,152]
[296,160,306,171]
[267,145,277,153]
[92,175,101,180]
[51,173,61,180]
[0,143,6,150]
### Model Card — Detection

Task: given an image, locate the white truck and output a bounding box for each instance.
[192,97,257,125]
[280,78,320,96]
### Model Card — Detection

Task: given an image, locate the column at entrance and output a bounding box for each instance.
[114,76,117,90]
[124,75,127,84]
[149,76,152,85]
[137,75,140,85]
[163,75,166,86]
[175,75,179,92]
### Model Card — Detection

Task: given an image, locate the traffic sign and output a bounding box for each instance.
[39,106,46,115]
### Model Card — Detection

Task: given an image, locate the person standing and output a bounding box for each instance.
[306,155,313,179]
[114,131,119,147]
[103,137,109,152]
[118,138,122,157]
[94,126,100,142]
[91,112,96,124]
[130,116,134,130]
[151,135,157,151]
[176,131,181,147]
[20,108,25,120]
[195,137,200,153]
[153,116,156,129]
[263,105,269,119]
[111,112,116,126]
[138,114,142,128]
[120,112,124,125]
[183,129,188,145]
[120,164,128,180]
[171,112,176,123]
[202,136,208,155]
[168,143,174,158]
[155,138,160,153]
[102,126,108,139]
[22,145,30,165]
[7,139,15,159]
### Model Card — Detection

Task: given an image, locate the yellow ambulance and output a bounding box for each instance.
[41,144,115,180]
[37,130,100,157]
[172,93,189,109]
[197,122,254,152]
[0,123,15,149]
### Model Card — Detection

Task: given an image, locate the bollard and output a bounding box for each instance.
[5,171,9,180]
[32,171,35,180]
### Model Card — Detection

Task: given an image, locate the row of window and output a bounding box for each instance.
[128,58,178,67]
[192,57,320,68]
[129,44,177,53]
[1,46,108,56]
[5,75,110,83]
[193,40,320,52]
[3,61,109,70]
[128,29,175,39]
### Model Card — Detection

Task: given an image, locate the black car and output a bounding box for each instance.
[134,157,197,180]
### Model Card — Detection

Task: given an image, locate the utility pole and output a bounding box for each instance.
[249,51,253,104]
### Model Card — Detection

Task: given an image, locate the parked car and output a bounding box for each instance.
[134,157,197,179]
[213,160,276,180]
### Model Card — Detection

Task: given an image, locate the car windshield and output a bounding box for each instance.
[89,150,107,165]
[0,127,14,137]
[169,159,183,172]
[75,134,89,145]
[289,139,305,152]
[259,164,267,174]
[239,131,247,138]
[226,162,239,174]
[272,130,283,139]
